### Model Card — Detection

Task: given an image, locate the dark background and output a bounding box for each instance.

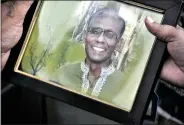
[1,1,184,124]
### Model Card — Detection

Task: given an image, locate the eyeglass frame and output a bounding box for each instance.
[86,27,120,41]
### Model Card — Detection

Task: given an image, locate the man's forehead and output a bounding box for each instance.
[90,15,119,25]
[89,16,122,33]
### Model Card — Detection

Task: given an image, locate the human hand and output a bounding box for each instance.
[1,1,33,71]
[145,17,184,87]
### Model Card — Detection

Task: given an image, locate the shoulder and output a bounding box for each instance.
[108,69,123,82]
[103,69,124,93]
[56,62,81,74]
[112,69,123,77]
[49,62,82,84]
[98,69,124,102]
[62,62,81,69]
[105,69,125,94]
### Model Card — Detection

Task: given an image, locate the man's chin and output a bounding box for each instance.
[88,57,106,64]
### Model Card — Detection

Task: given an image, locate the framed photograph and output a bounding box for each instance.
[11,0,183,124]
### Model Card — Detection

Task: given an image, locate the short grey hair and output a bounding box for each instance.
[87,7,126,38]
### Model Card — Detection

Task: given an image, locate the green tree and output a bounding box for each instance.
[29,41,52,75]
[21,22,53,75]
[52,27,76,69]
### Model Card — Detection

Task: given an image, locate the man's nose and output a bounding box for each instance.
[96,32,105,43]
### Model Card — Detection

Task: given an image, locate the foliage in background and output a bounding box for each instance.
[49,27,85,72]
[21,22,53,75]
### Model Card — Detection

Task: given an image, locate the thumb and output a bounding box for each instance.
[2,1,34,53]
[2,1,34,26]
[145,16,178,42]
[1,1,34,70]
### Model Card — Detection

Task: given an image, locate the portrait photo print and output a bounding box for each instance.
[17,1,163,111]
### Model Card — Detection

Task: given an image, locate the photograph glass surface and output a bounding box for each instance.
[18,1,163,111]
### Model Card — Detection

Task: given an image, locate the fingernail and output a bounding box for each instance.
[147,16,154,23]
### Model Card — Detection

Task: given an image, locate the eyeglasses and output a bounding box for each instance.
[87,27,118,40]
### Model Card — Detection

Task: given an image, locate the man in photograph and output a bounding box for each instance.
[51,7,126,102]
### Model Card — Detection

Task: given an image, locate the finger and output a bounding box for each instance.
[145,16,178,42]
[2,1,34,25]
[161,58,184,87]
[176,25,184,32]
[1,1,33,53]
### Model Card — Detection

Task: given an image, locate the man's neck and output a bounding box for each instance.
[85,58,111,79]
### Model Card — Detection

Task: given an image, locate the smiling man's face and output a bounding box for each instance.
[84,16,122,63]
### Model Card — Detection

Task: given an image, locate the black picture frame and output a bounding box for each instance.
[3,0,183,124]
